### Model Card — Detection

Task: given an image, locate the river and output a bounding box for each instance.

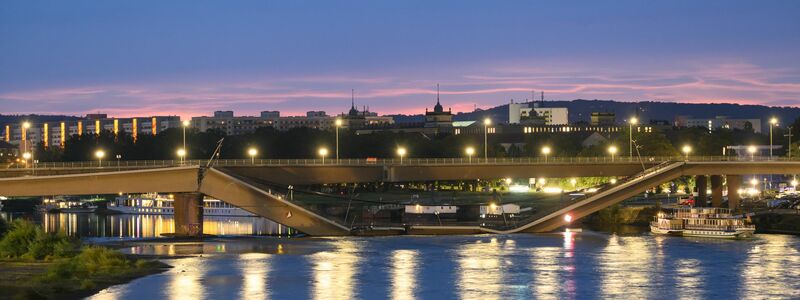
[4,212,800,299]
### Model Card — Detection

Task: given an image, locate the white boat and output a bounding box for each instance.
[110,193,256,217]
[38,196,100,213]
[651,207,755,239]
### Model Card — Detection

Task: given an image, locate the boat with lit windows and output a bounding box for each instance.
[651,207,755,239]
[110,193,256,217]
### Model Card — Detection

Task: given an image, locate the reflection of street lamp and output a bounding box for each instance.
[682,145,692,161]
[397,147,407,164]
[466,147,476,163]
[608,145,618,162]
[748,145,757,161]
[629,117,638,160]
[335,118,343,162]
[248,148,258,164]
[95,150,105,167]
[483,118,491,162]
[769,117,778,159]
[318,147,328,164]
[541,146,551,162]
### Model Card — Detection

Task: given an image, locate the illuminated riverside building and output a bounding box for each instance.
[2,114,181,150]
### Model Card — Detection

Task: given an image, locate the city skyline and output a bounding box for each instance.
[2,1,800,120]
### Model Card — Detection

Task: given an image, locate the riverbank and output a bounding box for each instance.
[752,210,800,235]
[0,219,170,300]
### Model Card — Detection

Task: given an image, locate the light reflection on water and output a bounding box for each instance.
[88,233,800,299]
[6,212,295,238]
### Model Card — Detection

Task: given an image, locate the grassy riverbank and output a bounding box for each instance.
[0,218,169,299]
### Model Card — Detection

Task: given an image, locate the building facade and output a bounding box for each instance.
[3,114,181,150]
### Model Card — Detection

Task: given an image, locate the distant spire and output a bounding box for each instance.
[351,89,355,109]
[436,84,440,105]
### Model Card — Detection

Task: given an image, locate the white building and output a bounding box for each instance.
[509,102,569,125]
[676,116,761,133]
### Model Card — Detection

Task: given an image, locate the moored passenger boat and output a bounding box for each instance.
[651,207,755,239]
[110,193,255,217]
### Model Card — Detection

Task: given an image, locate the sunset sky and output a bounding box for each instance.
[1,1,799,119]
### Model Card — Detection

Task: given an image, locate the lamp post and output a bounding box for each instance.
[748,145,757,161]
[318,147,328,164]
[466,147,475,164]
[608,145,618,162]
[335,118,342,162]
[769,117,778,159]
[248,148,258,164]
[629,117,638,160]
[116,154,122,171]
[397,147,407,164]
[182,120,190,153]
[95,150,105,167]
[176,148,186,164]
[682,145,692,161]
[541,146,551,163]
[483,118,491,162]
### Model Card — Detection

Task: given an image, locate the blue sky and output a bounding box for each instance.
[1,1,799,118]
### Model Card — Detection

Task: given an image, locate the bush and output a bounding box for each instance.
[0,217,8,237]
[0,219,79,260]
[44,246,138,283]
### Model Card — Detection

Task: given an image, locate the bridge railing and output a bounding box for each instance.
[3,155,798,170]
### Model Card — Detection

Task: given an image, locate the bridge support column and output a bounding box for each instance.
[710,175,723,207]
[727,175,742,210]
[696,175,708,207]
[173,192,204,237]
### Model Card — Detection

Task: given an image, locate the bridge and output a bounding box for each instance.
[1,157,798,236]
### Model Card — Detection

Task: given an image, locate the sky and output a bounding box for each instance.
[1,1,799,119]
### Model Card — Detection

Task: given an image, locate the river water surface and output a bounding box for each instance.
[84,232,800,300]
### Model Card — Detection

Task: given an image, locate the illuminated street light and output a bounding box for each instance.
[22,152,32,168]
[505,178,512,185]
[465,146,476,163]
[318,147,329,164]
[95,149,105,167]
[397,147,407,164]
[750,177,759,187]
[21,121,31,154]
[769,117,778,159]
[248,148,258,164]
[682,145,692,161]
[570,178,578,186]
[541,146,551,162]
[483,118,491,162]
[176,148,186,164]
[748,145,757,161]
[608,145,618,162]
[335,118,343,162]
[791,179,798,187]
[629,117,638,160]
[564,214,573,223]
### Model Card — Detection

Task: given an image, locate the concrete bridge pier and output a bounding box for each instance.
[726,175,742,210]
[696,175,708,207]
[173,192,204,237]
[710,175,723,207]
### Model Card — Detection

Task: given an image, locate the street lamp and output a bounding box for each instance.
[95,149,105,167]
[22,152,31,169]
[608,145,618,162]
[176,148,186,164]
[483,118,491,162]
[397,147,407,164]
[248,148,258,164]
[682,145,692,161]
[465,146,476,163]
[335,118,343,162]
[541,146,551,162]
[748,145,757,161]
[629,117,638,160]
[182,120,190,153]
[318,147,328,164]
[769,117,778,159]
[116,154,122,171]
